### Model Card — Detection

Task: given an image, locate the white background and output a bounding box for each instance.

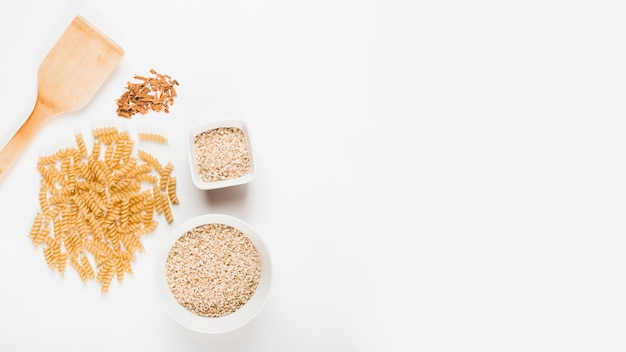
[1,0,626,351]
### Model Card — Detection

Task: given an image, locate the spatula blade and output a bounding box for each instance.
[37,16,124,113]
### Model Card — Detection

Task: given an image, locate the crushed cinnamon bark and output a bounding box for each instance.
[116,69,179,118]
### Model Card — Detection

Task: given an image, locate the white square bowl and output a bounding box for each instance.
[186,119,255,190]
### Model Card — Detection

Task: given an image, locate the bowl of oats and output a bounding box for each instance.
[187,119,255,190]
[155,214,272,333]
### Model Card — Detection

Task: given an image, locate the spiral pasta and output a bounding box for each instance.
[29,213,44,245]
[138,132,168,144]
[30,128,179,293]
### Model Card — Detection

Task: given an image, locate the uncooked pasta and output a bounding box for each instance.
[29,128,179,293]
[138,132,168,144]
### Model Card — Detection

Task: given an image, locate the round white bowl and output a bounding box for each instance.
[155,214,272,333]
[186,119,256,190]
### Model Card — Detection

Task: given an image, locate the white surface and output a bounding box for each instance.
[1,1,626,351]
[155,214,272,334]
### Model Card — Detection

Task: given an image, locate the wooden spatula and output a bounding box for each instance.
[0,16,124,180]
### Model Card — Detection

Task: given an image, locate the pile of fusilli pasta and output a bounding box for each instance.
[28,127,179,293]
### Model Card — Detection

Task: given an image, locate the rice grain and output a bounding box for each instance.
[165,223,261,317]
[193,127,251,183]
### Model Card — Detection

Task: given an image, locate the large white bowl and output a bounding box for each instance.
[186,119,256,190]
[155,214,272,333]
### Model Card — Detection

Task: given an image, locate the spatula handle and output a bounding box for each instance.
[0,100,56,181]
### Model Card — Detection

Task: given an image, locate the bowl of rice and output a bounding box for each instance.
[187,119,255,190]
[155,214,272,333]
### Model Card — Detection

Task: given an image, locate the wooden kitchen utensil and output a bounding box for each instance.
[0,16,124,180]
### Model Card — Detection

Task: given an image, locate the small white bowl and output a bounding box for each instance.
[155,214,272,333]
[186,119,255,190]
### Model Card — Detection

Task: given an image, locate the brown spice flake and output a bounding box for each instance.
[165,223,261,317]
[116,69,179,118]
